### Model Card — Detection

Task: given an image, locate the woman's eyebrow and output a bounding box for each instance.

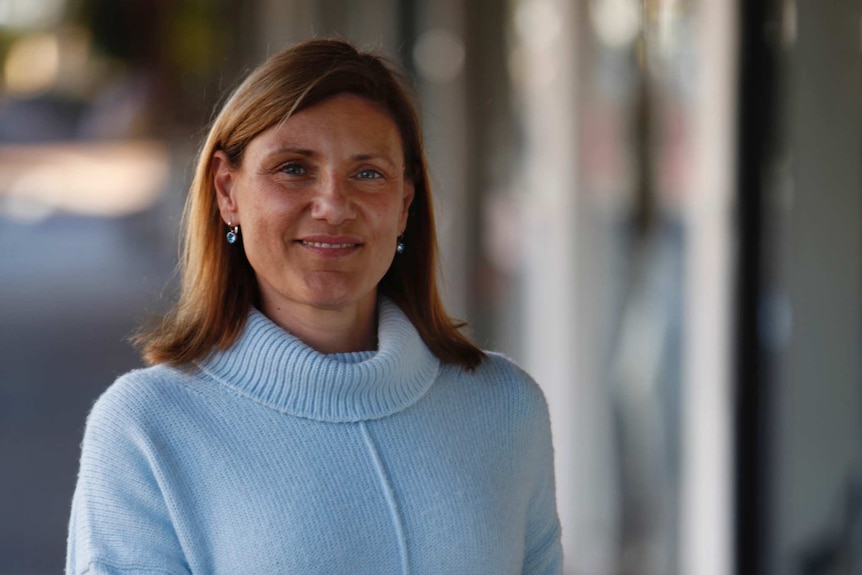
[352,152,397,165]
[264,146,398,168]
[268,146,317,157]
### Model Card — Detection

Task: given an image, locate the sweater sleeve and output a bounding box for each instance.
[66,377,190,575]
[522,390,563,575]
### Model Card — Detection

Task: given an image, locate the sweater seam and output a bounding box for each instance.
[81,558,185,575]
[359,421,410,575]
[523,520,561,570]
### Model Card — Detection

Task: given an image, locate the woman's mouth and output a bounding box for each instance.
[299,240,359,249]
[296,237,363,257]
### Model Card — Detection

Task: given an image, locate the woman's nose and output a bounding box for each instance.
[310,174,355,225]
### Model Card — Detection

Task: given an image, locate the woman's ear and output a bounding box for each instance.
[399,180,415,233]
[213,151,239,224]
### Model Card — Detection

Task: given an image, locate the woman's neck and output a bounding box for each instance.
[259,294,378,354]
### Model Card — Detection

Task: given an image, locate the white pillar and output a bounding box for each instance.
[679,1,737,574]
[513,0,615,572]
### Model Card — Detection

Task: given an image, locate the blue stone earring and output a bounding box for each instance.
[396,236,405,254]
[226,222,240,244]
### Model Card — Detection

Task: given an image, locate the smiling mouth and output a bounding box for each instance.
[299,240,361,249]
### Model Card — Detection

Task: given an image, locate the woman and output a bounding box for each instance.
[67,39,562,575]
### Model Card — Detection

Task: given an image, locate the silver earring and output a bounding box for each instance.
[396,237,405,254]
[226,222,240,244]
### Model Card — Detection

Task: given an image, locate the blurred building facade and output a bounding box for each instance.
[1,1,860,575]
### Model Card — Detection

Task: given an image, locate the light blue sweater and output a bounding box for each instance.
[67,300,562,574]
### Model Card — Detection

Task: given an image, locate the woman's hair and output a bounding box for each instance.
[136,38,485,370]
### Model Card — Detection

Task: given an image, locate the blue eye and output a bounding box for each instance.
[280,163,306,175]
[357,169,383,179]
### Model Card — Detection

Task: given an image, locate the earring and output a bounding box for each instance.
[226,222,240,244]
[396,236,405,254]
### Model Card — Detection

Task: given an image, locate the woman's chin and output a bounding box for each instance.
[295,287,377,314]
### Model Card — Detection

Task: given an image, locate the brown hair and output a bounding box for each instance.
[136,39,485,370]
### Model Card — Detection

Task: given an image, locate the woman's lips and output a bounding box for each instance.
[296,236,362,256]
[300,240,357,249]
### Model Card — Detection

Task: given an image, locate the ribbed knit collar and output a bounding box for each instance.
[195,299,440,423]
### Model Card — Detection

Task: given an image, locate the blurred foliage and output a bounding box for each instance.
[167,1,225,78]
[74,0,227,77]
[62,0,236,134]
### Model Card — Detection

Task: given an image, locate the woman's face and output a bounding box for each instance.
[214,93,414,322]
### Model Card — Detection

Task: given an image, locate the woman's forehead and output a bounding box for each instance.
[250,94,405,157]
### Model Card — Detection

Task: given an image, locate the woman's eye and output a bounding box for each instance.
[357,169,383,180]
[279,163,306,175]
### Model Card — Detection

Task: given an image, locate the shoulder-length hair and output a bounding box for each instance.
[136,39,485,371]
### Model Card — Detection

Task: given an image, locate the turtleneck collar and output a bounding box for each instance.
[195,299,440,423]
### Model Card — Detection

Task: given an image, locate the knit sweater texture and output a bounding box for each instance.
[66,299,562,574]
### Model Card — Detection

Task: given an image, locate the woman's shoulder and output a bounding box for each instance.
[73,365,201,476]
[475,351,543,388]
[442,351,550,412]
[432,352,553,451]
[87,363,198,427]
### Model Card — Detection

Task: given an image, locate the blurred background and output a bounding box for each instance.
[0,0,859,574]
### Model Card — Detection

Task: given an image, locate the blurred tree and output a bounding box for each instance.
[73,0,233,135]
